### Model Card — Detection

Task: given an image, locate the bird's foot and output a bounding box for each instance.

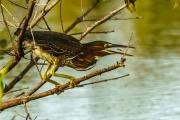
[42,75,47,81]
[54,84,63,95]
[69,78,77,89]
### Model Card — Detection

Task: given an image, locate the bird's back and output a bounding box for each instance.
[23,31,83,57]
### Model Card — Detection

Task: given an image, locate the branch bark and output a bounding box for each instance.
[0,0,36,77]
[3,59,37,93]
[30,0,61,28]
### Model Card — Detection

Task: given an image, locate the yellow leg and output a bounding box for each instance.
[41,64,63,94]
[50,65,77,88]
[42,63,51,80]
[53,73,76,88]
[42,64,62,86]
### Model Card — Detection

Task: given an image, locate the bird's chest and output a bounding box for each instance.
[33,46,66,66]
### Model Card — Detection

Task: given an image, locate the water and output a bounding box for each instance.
[1,0,180,120]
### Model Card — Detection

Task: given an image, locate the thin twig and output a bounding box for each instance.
[70,30,115,35]
[17,0,36,57]
[65,0,100,33]
[0,2,13,42]
[42,17,51,31]
[31,55,43,80]
[77,74,129,87]
[59,0,64,32]
[1,4,18,23]
[4,87,29,95]
[42,0,51,31]
[0,20,17,28]
[14,111,26,119]
[30,0,62,28]
[122,32,134,58]
[7,0,27,9]
[0,48,12,55]
[3,59,36,93]
[24,80,46,96]
[83,16,142,22]
[23,102,32,120]
[80,4,127,40]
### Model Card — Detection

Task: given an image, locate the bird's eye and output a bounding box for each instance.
[104,43,112,48]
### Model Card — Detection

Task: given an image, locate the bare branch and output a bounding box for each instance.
[23,102,32,120]
[0,57,126,110]
[7,0,27,9]
[59,0,64,32]
[0,20,17,28]
[30,0,61,28]
[24,80,46,96]
[4,87,29,95]
[65,0,100,33]
[0,2,13,41]
[42,17,51,31]
[1,4,18,23]
[77,74,129,87]
[80,4,127,40]
[4,59,37,93]
[83,16,142,22]
[0,0,36,91]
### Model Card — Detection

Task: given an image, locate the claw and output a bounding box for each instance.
[55,84,63,95]
[42,75,47,81]
[69,79,77,89]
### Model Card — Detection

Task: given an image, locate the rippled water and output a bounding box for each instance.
[1,0,180,120]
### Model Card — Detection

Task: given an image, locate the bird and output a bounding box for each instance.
[17,31,134,89]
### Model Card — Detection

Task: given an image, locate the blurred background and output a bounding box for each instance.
[1,0,180,120]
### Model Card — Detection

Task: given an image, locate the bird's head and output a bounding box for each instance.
[83,41,134,50]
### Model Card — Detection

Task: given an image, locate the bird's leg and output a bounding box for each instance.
[50,65,77,88]
[42,63,51,80]
[42,64,62,86]
[54,73,76,89]
[42,64,63,94]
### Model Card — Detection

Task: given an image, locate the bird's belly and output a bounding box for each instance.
[33,47,66,66]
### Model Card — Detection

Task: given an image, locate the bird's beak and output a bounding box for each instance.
[104,43,135,49]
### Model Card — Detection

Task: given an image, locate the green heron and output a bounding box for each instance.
[19,31,134,88]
